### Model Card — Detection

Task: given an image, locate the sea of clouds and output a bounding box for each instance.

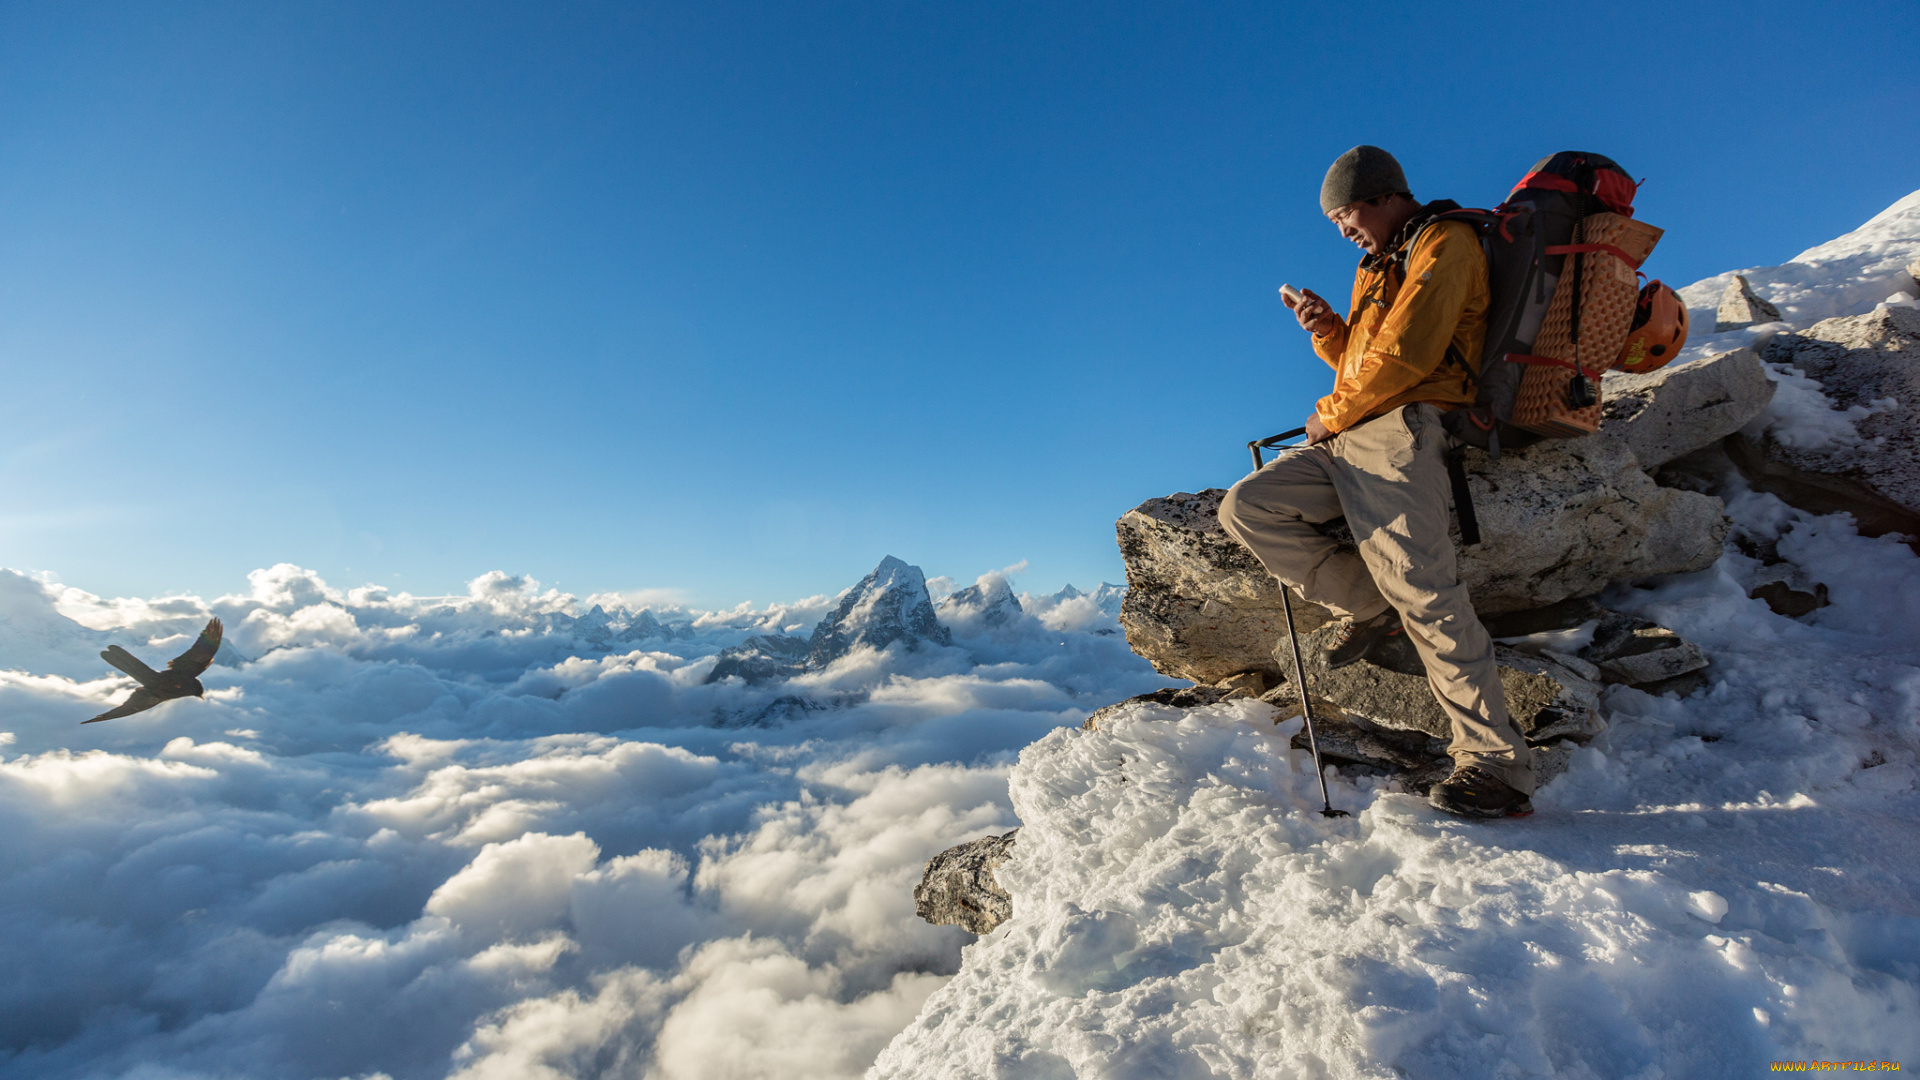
[0,561,1162,1079]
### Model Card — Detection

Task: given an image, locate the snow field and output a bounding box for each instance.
[873,488,1920,1078]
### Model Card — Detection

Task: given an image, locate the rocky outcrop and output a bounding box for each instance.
[1116,490,1330,686]
[1116,347,1769,686]
[1255,630,1606,744]
[1741,306,1920,534]
[1119,454,1723,685]
[915,830,1016,935]
[1716,274,1783,331]
[1602,348,1774,471]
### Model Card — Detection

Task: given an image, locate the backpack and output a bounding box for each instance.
[1402,152,1668,457]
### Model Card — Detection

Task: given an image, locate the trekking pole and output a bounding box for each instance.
[1279,584,1348,819]
[1257,429,1349,819]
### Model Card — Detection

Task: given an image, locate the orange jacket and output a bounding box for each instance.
[1310,216,1489,433]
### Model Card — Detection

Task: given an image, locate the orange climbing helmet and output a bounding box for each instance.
[1617,281,1690,373]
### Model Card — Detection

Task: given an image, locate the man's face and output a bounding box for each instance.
[1327,197,1401,255]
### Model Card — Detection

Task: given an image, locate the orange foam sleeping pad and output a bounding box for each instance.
[1511,212,1664,437]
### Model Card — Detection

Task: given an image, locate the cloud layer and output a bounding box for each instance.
[0,561,1159,1079]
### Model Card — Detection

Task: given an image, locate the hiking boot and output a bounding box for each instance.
[1428,765,1533,818]
[1323,610,1403,669]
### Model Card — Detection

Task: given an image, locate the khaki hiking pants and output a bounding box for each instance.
[1219,403,1535,795]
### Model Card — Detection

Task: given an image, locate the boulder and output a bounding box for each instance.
[1601,348,1775,471]
[1259,629,1606,744]
[1284,713,1447,773]
[1118,437,1726,684]
[1311,728,1577,793]
[1583,612,1711,687]
[1744,306,1920,529]
[1716,273,1783,332]
[1115,489,1334,686]
[1114,349,1772,686]
[914,830,1016,935]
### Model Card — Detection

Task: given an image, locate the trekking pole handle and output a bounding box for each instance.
[1248,427,1310,471]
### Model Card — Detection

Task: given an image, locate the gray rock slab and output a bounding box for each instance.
[1602,347,1775,470]
[1116,490,1333,686]
[1586,618,1711,686]
[914,830,1017,935]
[1455,436,1727,615]
[1082,685,1234,731]
[1285,712,1447,772]
[1260,628,1604,743]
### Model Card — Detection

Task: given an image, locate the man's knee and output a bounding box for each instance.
[1218,479,1284,545]
[1218,483,1252,542]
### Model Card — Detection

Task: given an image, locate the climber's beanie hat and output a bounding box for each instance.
[1320,145,1410,215]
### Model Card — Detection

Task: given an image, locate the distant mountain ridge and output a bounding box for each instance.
[707,555,953,684]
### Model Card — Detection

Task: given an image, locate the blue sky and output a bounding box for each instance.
[2,0,1915,607]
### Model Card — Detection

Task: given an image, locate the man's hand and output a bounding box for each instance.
[1282,286,1335,336]
[1305,413,1332,444]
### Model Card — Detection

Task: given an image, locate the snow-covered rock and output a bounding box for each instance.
[808,555,952,666]
[875,656,1920,1076]
[1743,305,1920,527]
[1680,189,1920,328]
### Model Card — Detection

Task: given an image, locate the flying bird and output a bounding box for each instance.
[85,618,223,724]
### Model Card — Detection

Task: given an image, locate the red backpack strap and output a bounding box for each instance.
[1545,242,1643,269]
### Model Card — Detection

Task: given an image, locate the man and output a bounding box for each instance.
[1218,145,1535,818]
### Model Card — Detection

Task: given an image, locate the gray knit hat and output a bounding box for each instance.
[1320,145,1409,214]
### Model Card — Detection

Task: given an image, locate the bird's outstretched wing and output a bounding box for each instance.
[167,617,223,679]
[101,645,163,687]
[84,687,163,723]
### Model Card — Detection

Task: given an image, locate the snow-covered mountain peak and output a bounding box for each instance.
[937,572,1024,632]
[807,555,953,666]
